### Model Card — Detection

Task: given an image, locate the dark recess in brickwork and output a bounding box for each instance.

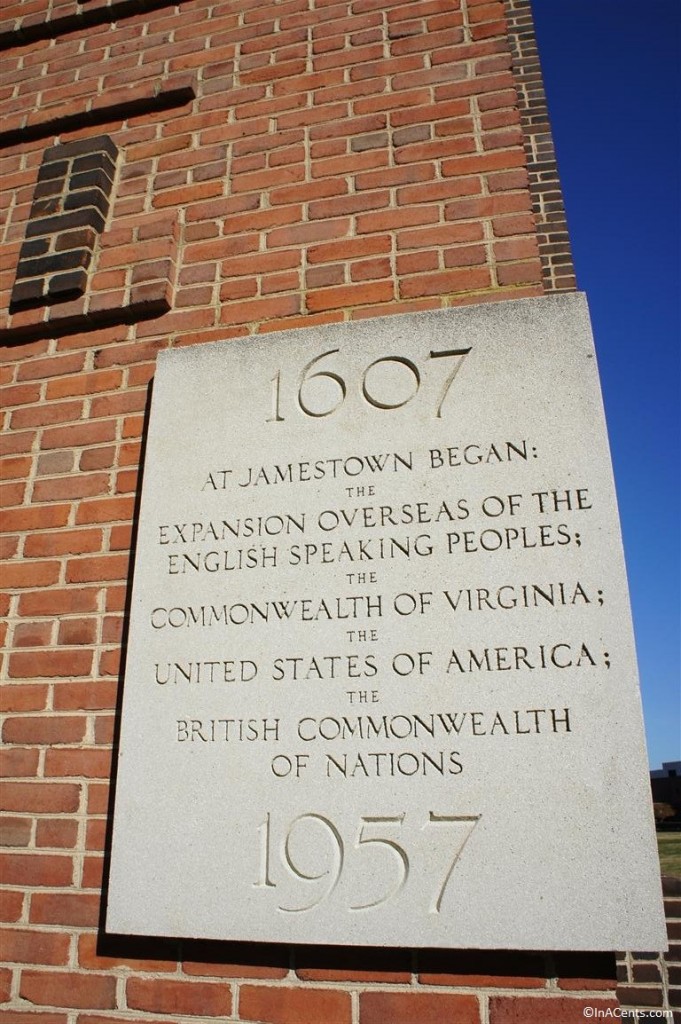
[504,0,577,292]
[0,0,179,49]
[10,135,118,313]
[0,82,197,148]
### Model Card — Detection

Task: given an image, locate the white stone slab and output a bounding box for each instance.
[106,294,666,950]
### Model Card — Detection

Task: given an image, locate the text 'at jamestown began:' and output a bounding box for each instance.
[200,441,533,490]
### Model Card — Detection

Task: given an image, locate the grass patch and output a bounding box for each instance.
[657,832,681,876]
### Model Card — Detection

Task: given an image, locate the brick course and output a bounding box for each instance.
[0,0,673,1021]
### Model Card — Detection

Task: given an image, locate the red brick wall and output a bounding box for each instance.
[0,1,672,1022]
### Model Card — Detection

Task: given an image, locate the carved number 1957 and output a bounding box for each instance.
[267,348,472,423]
[254,811,481,914]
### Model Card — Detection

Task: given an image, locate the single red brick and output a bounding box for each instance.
[356,163,436,193]
[18,588,99,616]
[11,400,84,430]
[221,248,300,280]
[496,260,543,286]
[0,781,80,814]
[441,147,525,178]
[94,339,165,370]
[219,294,300,327]
[615,985,664,1007]
[44,748,111,779]
[100,616,123,645]
[361,991,480,1024]
[307,280,394,312]
[52,681,118,712]
[0,816,32,847]
[0,429,37,457]
[32,473,110,502]
[40,421,117,451]
[75,496,135,525]
[46,368,123,401]
[487,168,529,192]
[400,267,491,298]
[118,440,142,465]
[108,525,132,551]
[90,390,148,418]
[114,468,137,491]
[1,560,61,589]
[16,353,86,383]
[492,213,535,236]
[78,447,115,471]
[30,892,101,927]
[82,854,105,889]
[0,748,39,778]
[85,818,107,851]
[65,553,129,584]
[0,480,26,507]
[266,217,351,250]
[0,455,32,480]
[35,818,79,849]
[0,536,18,561]
[3,715,86,745]
[126,978,232,1017]
[32,456,73,483]
[0,889,24,922]
[397,222,483,250]
[306,264,345,289]
[0,853,73,887]
[307,188,387,220]
[240,985,351,1024]
[443,244,487,268]
[1,504,71,533]
[8,649,93,678]
[12,621,53,648]
[0,383,42,409]
[20,970,116,1010]
[489,996,619,1023]
[87,781,110,814]
[261,271,300,295]
[350,257,392,282]
[0,966,12,1003]
[396,250,440,276]
[355,205,438,233]
[58,617,98,645]
[1,926,70,965]
[24,529,103,557]
[221,278,258,300]
[494,236,539,261]
[98,648,122,676]
[308,234,391,265]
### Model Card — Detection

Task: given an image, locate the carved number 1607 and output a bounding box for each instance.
[254,811,481,914]
[267,347,471,423]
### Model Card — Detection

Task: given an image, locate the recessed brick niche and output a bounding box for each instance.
[10,134,118,311]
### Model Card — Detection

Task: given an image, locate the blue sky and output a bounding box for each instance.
[530,0,680,769]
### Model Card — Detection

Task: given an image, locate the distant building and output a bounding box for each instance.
[651,762,681,815]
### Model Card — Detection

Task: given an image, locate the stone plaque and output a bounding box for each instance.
[107,294,666,950]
